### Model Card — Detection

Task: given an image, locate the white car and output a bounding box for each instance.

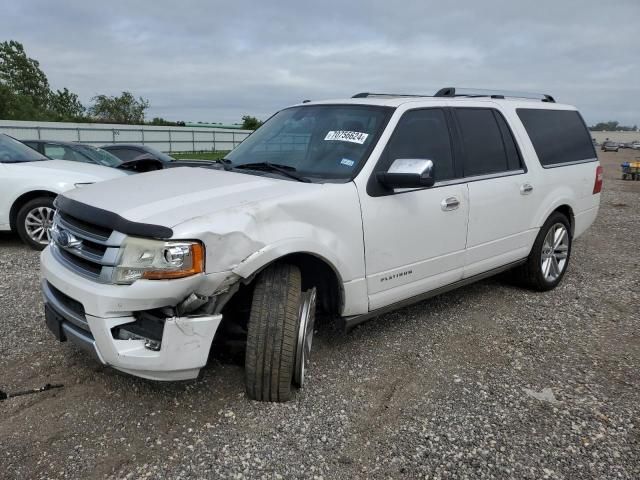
[0,134,127,249]
[40,88,602,402]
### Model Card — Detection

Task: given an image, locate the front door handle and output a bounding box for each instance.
[441,197,460,211]
[520,183,534,195]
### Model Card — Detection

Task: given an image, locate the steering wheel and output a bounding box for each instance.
[0,152,12,161]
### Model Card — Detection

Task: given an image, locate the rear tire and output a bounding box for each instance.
[515,212,572,291]
[245,263,301,402]
[16,196,55,250]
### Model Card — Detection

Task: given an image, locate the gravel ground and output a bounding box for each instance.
[0,151,638,479]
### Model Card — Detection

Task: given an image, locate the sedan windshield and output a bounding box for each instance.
[74,145,123,168]
[0,134,48,163]
[225,105,392,181]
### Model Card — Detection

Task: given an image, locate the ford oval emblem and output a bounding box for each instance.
[53,227,82,249]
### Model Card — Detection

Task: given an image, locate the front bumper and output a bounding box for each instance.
[41,246,225,381]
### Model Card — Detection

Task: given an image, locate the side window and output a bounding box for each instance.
[384,109,454,181]
[109,148,140,161]
[455,108,515,177]
[44,144,69,160]
[495,112,523,171]
[517,109,597,167]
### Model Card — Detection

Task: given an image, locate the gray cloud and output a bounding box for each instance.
[2,0,639,125]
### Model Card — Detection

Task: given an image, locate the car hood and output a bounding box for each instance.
[60,167,315,229]
[21,159,127,180]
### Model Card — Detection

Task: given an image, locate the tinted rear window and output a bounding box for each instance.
[455,108,521,176]
[517,109,596,166]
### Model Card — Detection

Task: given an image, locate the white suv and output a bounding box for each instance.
[40,89,602,402]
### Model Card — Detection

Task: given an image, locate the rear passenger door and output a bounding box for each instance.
[452,107,538,277]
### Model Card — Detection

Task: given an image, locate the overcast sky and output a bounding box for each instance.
[2,0,639,125]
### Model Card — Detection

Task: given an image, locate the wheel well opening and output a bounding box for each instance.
[553,205,574,234]
[9,191,56,231]
[211,253,343,365]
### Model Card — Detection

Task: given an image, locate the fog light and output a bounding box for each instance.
[144,339,161,351]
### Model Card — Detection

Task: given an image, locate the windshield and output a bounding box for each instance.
[225,105,392,181]
[0,134,48,163]
[75,145,123,168]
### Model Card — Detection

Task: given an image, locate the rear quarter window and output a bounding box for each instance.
[517,109,596,167]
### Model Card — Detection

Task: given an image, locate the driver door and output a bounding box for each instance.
[358,108,469,311]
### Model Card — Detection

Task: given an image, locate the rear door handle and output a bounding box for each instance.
[441,197,460,211]
[520,183,534,195]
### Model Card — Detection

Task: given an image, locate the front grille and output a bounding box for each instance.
[59,212,113,241]
[51,212,125,283]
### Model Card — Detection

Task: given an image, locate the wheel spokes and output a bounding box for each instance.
[541,223,570,282]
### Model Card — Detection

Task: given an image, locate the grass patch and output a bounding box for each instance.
[171,151,230,161]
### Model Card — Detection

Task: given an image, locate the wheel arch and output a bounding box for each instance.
[238,251,345,317]
[9,190,57,231]
[552,204,575,235]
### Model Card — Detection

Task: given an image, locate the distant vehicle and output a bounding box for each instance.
[0,134,125,249]
[22,140,162,173]
[100,143,216,168]
[601,141,619,152]
[631,141,640,150]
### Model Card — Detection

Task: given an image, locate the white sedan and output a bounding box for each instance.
[0,134,127,249]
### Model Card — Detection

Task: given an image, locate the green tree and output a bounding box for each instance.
[0,40,52,119]
[0,40,89,121]
[89,91,149,124]
[49,87,85,121]
[589,121,637,132]
[149,116,178,126]
[241,115,262,130]
[0,40,50,109]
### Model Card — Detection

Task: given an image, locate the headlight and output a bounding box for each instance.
[113,237,204,284]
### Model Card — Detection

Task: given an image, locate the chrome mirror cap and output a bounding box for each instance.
[377,158,435,189]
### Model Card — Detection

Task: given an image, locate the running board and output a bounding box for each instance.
[340,259,526,331]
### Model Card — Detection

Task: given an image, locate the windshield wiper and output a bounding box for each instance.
[232,162,311,183]
[0,159,46,163]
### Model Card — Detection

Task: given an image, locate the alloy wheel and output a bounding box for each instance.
[294,288,317,387]
[540,223,569,282]
[25,206,55,245]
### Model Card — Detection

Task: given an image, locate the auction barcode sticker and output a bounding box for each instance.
[324,130,369,144]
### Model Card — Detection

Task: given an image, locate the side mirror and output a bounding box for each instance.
[376,159,436,189]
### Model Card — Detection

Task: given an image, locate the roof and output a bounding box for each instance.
[295,96,576,111]
[294,88,575,110]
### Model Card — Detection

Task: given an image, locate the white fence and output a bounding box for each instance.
[0,120,252,153]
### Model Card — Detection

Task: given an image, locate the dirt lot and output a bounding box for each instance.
[1,151,638,479]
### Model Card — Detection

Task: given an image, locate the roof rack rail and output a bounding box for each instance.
[434,87,555,103]
[351,92,429,99]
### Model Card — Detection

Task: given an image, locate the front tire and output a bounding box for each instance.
[516,212,572,291]
[16,197,55,250]
[245,263,302,402]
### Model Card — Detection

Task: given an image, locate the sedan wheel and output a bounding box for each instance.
[16,196,56,250]
[25,206,55,245]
